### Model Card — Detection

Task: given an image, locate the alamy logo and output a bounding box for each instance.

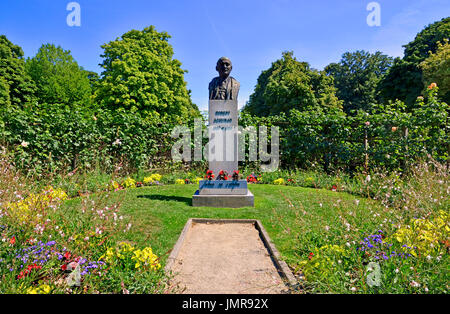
[171,119,280,172]
[66,2,81,27]
[367,2,381,27]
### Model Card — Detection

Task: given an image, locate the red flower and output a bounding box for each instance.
[308,252,314,260]
[10,237,16,245]
[64,251,71,260]
[61,264,67,271]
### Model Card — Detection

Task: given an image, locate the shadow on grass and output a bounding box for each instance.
[137,194,192,206]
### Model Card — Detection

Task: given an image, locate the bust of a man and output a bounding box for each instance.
[209,57,240,100]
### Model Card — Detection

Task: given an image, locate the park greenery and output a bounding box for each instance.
[0,18,448,294]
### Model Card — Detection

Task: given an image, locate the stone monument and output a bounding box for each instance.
[192,57,254,208]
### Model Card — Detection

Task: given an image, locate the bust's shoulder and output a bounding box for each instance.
[230,77,240,86]
[209,77,221,86]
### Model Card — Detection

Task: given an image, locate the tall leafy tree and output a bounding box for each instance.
[325,50,393,114]
[0,35,35,107]
[379,17,450,108]
[0,77,10,107]
[26,44,92,105]
[420,39,450,103]
[243,51,341,117]
[95,26,199,121]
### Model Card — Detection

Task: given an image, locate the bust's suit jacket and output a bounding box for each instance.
[208,76,240,100]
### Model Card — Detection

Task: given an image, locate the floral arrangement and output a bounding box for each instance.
[232,170,240,181]
[217,170,228,181]
[205,170,214,181]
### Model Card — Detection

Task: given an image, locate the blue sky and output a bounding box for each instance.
[1,0,449,111]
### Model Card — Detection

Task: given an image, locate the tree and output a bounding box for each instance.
[243,51,341,117]
[0,77,10,107]
[379,17,450,108]
[325,50,393,114]
[95,26,199,121]
[83,70,100,89]
[420,39,450,103]
[26,44,92,105]
[0,35,35,107]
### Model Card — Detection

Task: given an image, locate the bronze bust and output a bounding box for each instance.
[209,57,240,100]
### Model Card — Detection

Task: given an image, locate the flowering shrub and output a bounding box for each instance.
[246,174,258,183]
[143,174,162,185]
[358,231,414,261]
[273,178,285,185]
[109,180,121,191]
[298,244,349,280]
[101,242,160,271]
[122,177,136,189]
[24,283,52,294]
[390,211,449,257]
[3,186,67,224]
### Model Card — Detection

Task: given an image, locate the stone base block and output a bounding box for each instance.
[192,190,254,208]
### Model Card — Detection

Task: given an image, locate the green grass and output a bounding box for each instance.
[58,181,448,294]
[64,184,389,266]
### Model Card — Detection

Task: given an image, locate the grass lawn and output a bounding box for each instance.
[64,184,391,269]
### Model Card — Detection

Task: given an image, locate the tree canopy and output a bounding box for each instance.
[325,50,393,114]
[0,35,35,107]
[26,44,92,106]
[420,39,450,103]
[94,26,199,121]
[243,51,341,117]
[379,17,450,107]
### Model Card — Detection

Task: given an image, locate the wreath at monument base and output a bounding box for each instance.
[217,170,228,181]
[205,170,214,181]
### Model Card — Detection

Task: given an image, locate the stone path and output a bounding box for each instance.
[169,222,289,294]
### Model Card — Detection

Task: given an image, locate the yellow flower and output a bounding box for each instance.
[144,174,162,184]
[25,284,52,294]
[175,179,185,185]
[273,178,285,185]
[122,177,136,189]
[109,180,120,190]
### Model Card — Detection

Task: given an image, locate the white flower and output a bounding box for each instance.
[351,287,357,292]
[113,139,122,146]
[319,203,323,207]
[394,268,399,273]
[410,281,420,288]
[20,141,29,148]
[354,199,360,206]
[324,226,330,231]
[426,255,432,261]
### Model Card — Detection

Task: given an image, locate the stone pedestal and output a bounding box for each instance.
[192,99,254,208]
[192,189,254,208]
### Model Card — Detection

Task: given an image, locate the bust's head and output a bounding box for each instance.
[216,57,232,79]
